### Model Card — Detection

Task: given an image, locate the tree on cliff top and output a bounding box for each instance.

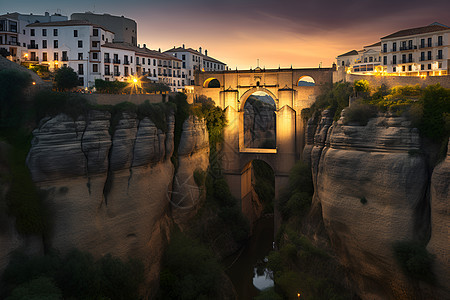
[54,66,78,91]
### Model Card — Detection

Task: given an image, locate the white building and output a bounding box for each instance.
[164,45,227,85]
[381,22,449,76]
[0,12,67,63]
[24,20,114,87]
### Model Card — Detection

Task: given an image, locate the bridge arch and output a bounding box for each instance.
[203,77,221,88]
[239,87,278,111]
[297,75,316,86]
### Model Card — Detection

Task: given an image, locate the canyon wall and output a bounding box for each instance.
[303,109,449,299]
[0,111,209,298]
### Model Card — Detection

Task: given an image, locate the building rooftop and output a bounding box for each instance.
[381,23,449,40]
[26,20,114,33]
[337,50,359,57]
[364,41,381,48]
[164,47,226,65]
[102,42,181,61]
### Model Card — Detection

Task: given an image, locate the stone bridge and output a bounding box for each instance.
[191,67,334,221]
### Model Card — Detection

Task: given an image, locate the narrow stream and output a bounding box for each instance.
[224,215,274,300]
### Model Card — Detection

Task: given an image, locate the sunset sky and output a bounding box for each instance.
[3,0,450,69]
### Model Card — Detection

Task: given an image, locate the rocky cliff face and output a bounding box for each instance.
[303,109,448,299]
[243,98,276,148]
[0,111,209,298]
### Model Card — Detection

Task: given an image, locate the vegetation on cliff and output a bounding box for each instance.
[1,249,144,300]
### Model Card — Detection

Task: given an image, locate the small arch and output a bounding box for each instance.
[239,87,278,111]
[297,76,315,86]
[203,77,221,88]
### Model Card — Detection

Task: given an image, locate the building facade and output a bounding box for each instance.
[0,12,67,63]
[24,20,114,87]
[381,23,449,76]
[164,45,227,85]
[71,12,137,46]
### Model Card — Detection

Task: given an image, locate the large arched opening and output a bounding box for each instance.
[203,77,221,88]
[297,75,315,86]
[243,91,277,149]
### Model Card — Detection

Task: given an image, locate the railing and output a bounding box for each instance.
[62,57,68,61]
[78,71,84,75]
[399,46,416,51]
[104,58,111,63]
[27,44,38,49]
[114,72,121,76]
[1,41,20,46]
[400,59,414,63]
[436,55,443,60]
[105,71,111,75]
[113,59,121,64]
[124,61,130,65]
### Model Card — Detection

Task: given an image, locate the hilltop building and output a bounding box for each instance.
[71,12,137,46]
[164,45,227,85]
[337,22,449,76]
[0,12,67,62]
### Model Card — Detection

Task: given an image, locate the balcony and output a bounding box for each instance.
[104,58,111,63]
[399,46,416,51]
[124,60,130,65]
[400,59,414,63]
[105,71,111,76]
[436,55,443,60]
[62,57,68,61]
[113,59,121,64]
[114,72,121,76]
[27,44,38,49]
[78,71,84,75]
[1,41,20,46]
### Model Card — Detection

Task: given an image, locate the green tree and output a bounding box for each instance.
[54,66,78,91]
[354,79,370,94]
[0,69,32,127]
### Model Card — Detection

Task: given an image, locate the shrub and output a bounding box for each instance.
[6,276,62,300]
[418,84,450,142]
[393,241,435,283]
[95,79,128,94]
[310,82,353,121]
[144,82,171,93]
[343,102,377,125]
[254,287,283,300]
[354,79,370,94]
[54,66,79,91]
[159,230,223,299]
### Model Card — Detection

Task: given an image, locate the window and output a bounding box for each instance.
[78,53,83,60]
[30,29,35,36]
[369,57,373,62]
[136,57,139,64]
[439,62,442,68]
[393,55,397,64]
[420,52,425,61]
[153,59,156,66]
[74,30,78,37]
[428,64,431,70]
[402,54,406,63]
[131,56,133,63]
[53,29,58,36]
[124,66,129,76]
[42,52,47,61]
[78,77,84,86]
[114,65,119,76]
[182,54,185,60]
[437,50,443,59]
[42,29,47,36]
[182,62,186,68]
[78,40,83,48]
[421,64,424,70]
[401,41,406,49]
[54,52,58,61]
[427,51,432,60]
[93,52,98,59]
[91,41,99,48]
[408,40,412,49]
[54,40,58,48]
[153,69,156,77]
[393,67,396,72]
[105,65,110,75]
[93,64,98,73]
[189,70,191,76]
[364,57,367,63]
[427,38,432,47]
[78,64,84,75]
[148,58,151,65]
[408,53,412,62]
[392,42,397,52]
[102,34,104,41]
[193,56,195,61]
[438,36,443,46]
[402,66,405,72]
[93,28,99,36]
[420,39,425,48]
[62,51,68,61]
[42,40,47,49]
[408,65,412,71]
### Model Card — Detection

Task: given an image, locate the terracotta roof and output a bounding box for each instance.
[164,47,226,65]
[381,24,449,40]
[26,20,113,33]
[364,41,381,48]
[102,42,181,61]
[337,50,359,57]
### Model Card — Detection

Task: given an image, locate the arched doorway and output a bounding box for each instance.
[297,76,315,86]
[243,91,276,149]
[203,77,220,88]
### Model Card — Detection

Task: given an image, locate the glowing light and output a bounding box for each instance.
[32,82,36,85]
[297,293,301,298]
[24,53,28,57]
[127,75,144,94]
